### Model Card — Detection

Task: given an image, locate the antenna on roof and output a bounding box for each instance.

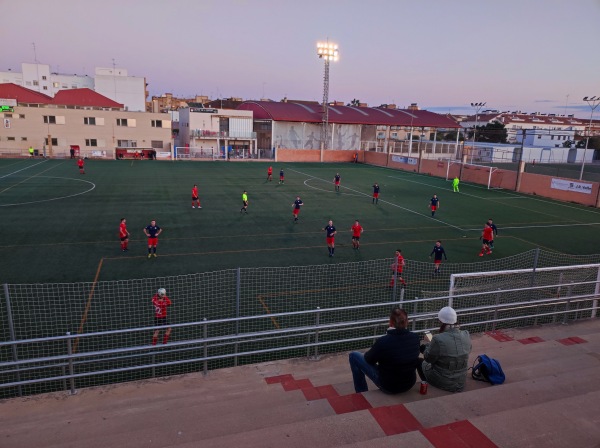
[32,42,38,63]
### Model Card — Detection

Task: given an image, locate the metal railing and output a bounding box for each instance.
[0,280,597,398]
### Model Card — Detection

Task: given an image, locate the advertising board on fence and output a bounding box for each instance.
[391,155,418,165]
[550,178,592,194]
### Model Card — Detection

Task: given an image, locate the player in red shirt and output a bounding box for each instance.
[192,184,202,208]
[152,288,172,345]
[77,158,85,174]
[119,218,130,252]
[350,220,364,250]
[479,223,494,257]
[267,166,273,182]
[390,249,407,287]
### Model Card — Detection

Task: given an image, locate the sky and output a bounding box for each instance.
[2,0,599,117]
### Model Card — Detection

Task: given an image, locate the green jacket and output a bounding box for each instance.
[422,326,472,392]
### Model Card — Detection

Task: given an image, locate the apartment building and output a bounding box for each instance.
[0,83,171,158]
[0,63,147,112]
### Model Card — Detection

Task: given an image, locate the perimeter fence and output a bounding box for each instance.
[1,248,599,398]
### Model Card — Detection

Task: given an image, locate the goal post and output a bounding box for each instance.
[448,263,600,318]
[174,146,227,161]
[445,160,498,190]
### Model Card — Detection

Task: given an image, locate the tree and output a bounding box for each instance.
[477,122,508,144]
[347,99,361,107]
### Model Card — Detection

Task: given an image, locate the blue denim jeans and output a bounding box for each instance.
[349,351,382,393]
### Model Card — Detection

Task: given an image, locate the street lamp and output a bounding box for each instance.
[317,41,339,150]
[579,95,600,180]
[469,102,486,163]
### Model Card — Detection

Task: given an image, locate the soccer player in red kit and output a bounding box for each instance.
[152,288,172,345]
[267,166,273,182]
[192,184,202,208]
[77,158,85,174]
[119,218,130,252]
[350,220,363,250]
[479,223,494,257]
[390,249,407,287]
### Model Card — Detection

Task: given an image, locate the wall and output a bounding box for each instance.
[518,172,600,207]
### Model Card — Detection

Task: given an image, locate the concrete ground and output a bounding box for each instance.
[1,319,599,448]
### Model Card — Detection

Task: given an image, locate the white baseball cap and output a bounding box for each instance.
[438,306,457,324]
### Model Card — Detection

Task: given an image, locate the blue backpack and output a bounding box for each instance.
[471,354,505,385]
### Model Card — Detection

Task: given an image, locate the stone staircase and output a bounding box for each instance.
[1,319,599,448]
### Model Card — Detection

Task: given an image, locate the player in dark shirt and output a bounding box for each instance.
[334,173,341,192]
[323,220,337,257]
[430,195,440,217]
[292,196,304,222]
[279,169,285,184]
[372,183,380,204]
[144,220,162,258]
[429,240,447,274]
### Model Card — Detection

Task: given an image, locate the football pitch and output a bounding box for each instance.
[1,157,600,286]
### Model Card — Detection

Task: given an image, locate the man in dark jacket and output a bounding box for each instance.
[349,307,420,393]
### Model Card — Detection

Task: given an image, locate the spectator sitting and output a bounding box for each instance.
[417,306,472,392]
[349,307,420,394]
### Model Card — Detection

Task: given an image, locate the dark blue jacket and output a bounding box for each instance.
[364,328,421,393]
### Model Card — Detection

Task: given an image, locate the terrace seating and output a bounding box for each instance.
[1,319,599,447]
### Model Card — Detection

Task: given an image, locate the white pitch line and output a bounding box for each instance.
[0,159,49,179]
[0,176,96,207]
[464,222,600,232]
[288,167,468,234]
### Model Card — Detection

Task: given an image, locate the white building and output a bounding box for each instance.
[177,107,256,159]
[0,63,146,112]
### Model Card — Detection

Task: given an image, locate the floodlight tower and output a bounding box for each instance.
[579,95,600,180]
[317,41,339,150]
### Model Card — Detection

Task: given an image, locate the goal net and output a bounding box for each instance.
[445,161,499,190]
[174,146,226,161]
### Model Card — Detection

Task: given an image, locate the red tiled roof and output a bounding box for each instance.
[0,83,53,104]
[52,88,123,108]
[0,83,123,108]
[237,101,461,128]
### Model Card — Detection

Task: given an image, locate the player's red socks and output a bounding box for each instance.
[163,333,170,344]
[152,336,158,346]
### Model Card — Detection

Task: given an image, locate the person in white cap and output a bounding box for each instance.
[417,306,472,392]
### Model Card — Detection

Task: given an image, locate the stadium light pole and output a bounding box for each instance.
[579,95,599,180]
[317,41,339,150]
[470,102,486,148]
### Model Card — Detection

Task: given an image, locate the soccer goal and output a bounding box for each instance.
[174,146,226,161]
[448,263,600,319]
[445,160,499,190]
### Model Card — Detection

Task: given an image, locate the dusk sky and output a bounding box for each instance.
[2,0,599,117]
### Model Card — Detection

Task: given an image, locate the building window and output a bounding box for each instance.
[117,140,137,148]
[53,82,60,88]
[84,117,96,125]
[19,114,25,119]
[33,80,39,86]
[43,115,56,124]
[4,113,12,118]
[22,137,27,141]
[45,137,58,146]
[25,81,32,86]
[43,86,48,90]
[7,137,15,141]
[42,76,47,80]
[550,136,555,140]
[62,84,68,88]
[151,120,163,128]
[71,85,77,89]
[85,139,98,147]
[117,118,128,126]
[151,140,163,149]
[537,135,541,139]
